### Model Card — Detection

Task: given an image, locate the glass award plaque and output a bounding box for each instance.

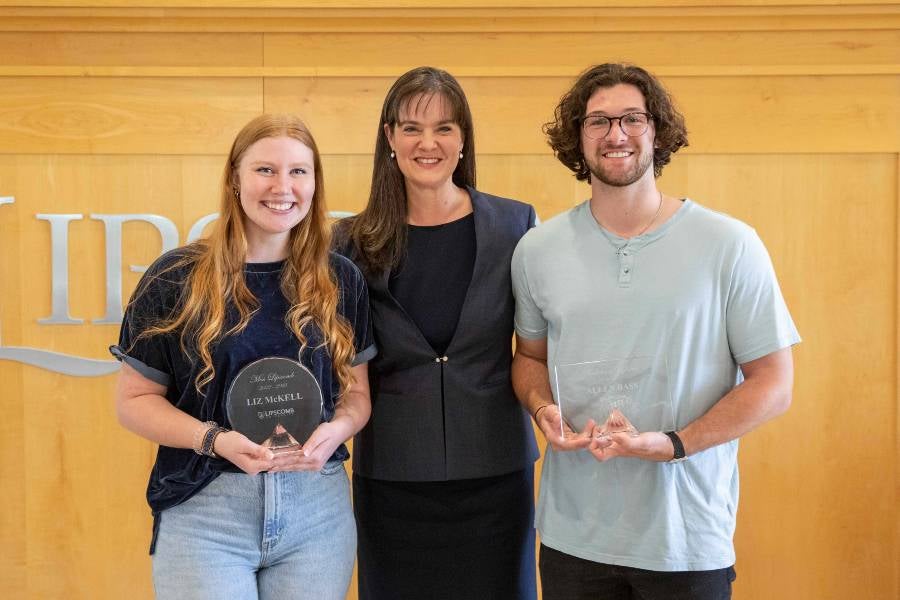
[552,356,672,440]
[226,357,323,453]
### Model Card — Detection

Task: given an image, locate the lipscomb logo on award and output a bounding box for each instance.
[0,197,353,377]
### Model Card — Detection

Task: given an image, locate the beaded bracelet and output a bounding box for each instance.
[207,427,229,459]
[192,421,217,455]
[200,426,228,458]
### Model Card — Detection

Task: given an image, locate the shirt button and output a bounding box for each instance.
[623,268,630,274]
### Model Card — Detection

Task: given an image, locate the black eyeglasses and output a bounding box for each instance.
[581,112,653,139]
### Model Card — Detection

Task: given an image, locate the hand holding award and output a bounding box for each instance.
[554,356,671,443]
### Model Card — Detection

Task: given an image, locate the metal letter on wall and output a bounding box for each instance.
[1,202,119,375]
[36,213,84,325]
[91,214,179,324]
[1,206,356,377]
[187,213,219,243]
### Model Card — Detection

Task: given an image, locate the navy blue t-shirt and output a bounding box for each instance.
[111,248,376,522]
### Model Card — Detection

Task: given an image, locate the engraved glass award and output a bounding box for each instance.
[552,356,672,440]
[226,357,323,453]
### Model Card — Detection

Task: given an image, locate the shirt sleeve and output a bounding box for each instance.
[109,257,184,387]
[529,205,540,227]
[725,229,801,364]
[511,234,548,340]
[341,260,377,366]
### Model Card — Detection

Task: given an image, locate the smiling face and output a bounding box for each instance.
[385,93,464,193]
[235,135,316,255]
[581,83,656,188]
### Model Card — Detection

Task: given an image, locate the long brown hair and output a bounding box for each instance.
[544,63,688,180]
[348,66,476,273]
[138,114,356,395]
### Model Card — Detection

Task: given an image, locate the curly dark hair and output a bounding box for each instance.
[544,63,688,180]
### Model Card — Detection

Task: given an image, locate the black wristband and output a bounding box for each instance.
[664,431,686,462]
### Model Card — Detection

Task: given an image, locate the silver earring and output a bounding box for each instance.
[232,187,240,200]
[459,151,464,159]
[390,150,395,159]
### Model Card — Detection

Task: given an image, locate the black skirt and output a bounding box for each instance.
[353,468,537,600]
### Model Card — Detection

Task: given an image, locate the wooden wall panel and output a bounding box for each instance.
[265,75,900,155]
[1,7,897,35]
[663,75,899,154]
[0,78,263,155]
[0,0,888,9]
[0,74,895,156]
[662,154,897,599]
[0,364,25,592]
[264,30,900,73]
[0,32,263,66]
[0,190,25,596]
[0,154,221,599]
[0,3,897,600]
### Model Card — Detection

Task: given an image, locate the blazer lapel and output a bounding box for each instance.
[444,189,493,354]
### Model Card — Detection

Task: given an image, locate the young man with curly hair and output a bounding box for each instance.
[511,63,800,600]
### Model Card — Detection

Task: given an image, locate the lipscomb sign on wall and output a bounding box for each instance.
[0,196,353,377]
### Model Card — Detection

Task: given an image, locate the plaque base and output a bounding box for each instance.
[262,423,301,453]
[595,408,639,439]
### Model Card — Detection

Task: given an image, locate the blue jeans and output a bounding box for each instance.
[152,461,355,600]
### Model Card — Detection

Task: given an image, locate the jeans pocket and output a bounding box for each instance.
[320,459,346,476]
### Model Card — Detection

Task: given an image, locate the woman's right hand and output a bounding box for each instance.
[213,431,275,475]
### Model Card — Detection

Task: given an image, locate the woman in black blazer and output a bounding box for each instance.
[336,66,539,600]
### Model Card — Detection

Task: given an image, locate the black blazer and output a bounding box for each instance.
[337,188,539,481]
